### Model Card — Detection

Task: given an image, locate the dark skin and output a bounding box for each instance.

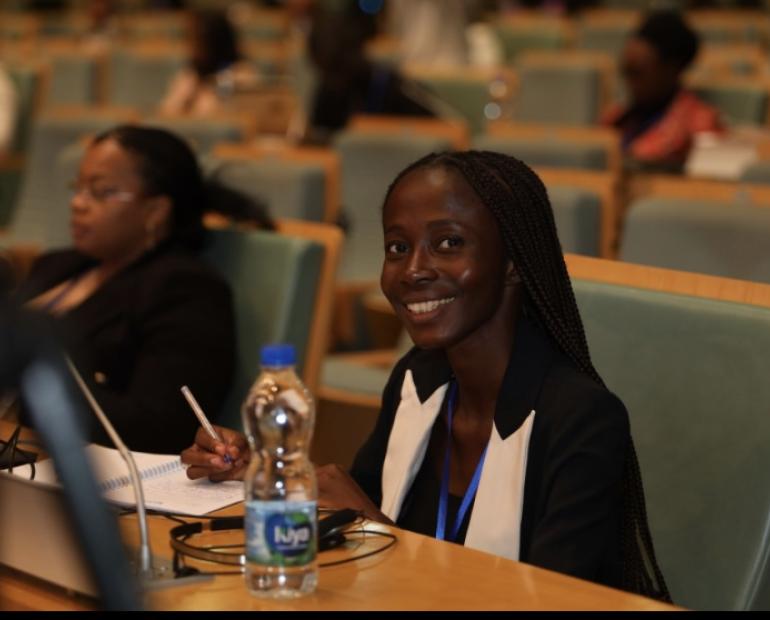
[181,165,521,521]
[620,36,682,109]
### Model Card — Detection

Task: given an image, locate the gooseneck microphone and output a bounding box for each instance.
[65,356,155,579]
[0,304,140,610]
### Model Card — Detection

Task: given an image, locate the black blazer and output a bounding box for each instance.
[16,244,236,454]
[350,317,628,589]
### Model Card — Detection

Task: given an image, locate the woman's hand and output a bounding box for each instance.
[181,425,249,482]
[316,464,393,524]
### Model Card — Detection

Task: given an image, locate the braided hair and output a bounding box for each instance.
[384,150,671,602]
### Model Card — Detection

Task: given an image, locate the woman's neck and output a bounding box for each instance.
[445,292,521,422]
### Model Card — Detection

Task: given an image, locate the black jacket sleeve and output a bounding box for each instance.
[521,384,629,587]
[85,265,236,454]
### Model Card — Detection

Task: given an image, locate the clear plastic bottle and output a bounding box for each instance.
[242,344,318,598]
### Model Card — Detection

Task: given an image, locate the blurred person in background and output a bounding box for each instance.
[305,1,436,144]
[602,10,722,172]
[159,9,259,116]
[12,126,236,453]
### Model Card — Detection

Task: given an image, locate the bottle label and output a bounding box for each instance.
[245,500,317,567]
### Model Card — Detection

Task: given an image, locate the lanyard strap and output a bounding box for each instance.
[435,381,488,542]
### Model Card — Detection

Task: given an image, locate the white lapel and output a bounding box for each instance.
[464,410,536,561]
[380,370,448,521]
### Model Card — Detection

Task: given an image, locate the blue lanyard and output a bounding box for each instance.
[435,381,488,542]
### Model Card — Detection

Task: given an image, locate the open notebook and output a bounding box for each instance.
[12,444,243,517]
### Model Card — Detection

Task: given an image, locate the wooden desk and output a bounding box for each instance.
[0,423,679,611]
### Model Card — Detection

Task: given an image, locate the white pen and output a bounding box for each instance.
[180,385,233,465]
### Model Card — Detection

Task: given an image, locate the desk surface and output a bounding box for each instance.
[0,422,678,611]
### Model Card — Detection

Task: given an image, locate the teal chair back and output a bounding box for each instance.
[143,117,245,153]
[494,24,568,61]
[203,157,326,222]
[473,134,609,171]
[620,197,770,284]
[693,84,768,126]
[547,186,601,256]
[574,277,770,610]
[202,227,324,429]
[48,55,99,106]
[411,75,492,135]
[7,63,42,155]
[108,50,184,111]
[514,64,602,125]
[334,131,454,282]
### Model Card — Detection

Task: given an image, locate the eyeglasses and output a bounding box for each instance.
[68,181,137,204]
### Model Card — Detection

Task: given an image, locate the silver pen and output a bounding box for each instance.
[180,385,233,465]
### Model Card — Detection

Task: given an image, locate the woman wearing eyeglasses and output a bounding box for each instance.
[14,125,236,453]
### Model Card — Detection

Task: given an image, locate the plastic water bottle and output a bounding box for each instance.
[242,344,318,598]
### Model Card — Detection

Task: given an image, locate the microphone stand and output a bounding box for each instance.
[66,357,154,578]
[65,357,212,590]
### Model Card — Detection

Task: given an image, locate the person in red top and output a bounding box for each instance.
[602,10,722,172]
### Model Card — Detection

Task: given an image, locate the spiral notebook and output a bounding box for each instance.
[12,444,243,517]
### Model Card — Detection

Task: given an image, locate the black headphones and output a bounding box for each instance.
[168,509,362,567]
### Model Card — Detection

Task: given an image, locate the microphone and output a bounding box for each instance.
[0,303,140,609]
[64,357,213,590]
[65,356,155,579]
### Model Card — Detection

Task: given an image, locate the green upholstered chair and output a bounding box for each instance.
[333,130,455,284]
[571,265,770,610]
[6,62,43,155]
[409,74,494,135]
[142,116,245,153]
[108,49,184,111]
[48,54,99,106]
[513,62,603,126]
[576,23,633,55]
[547,186,601,257]
[493,21,569,62]
[202,227,325,429]
[203,156,327,223]
[739,161,770,184]
[620,197,770,284]
[473,133,610,171]
[692,82,769,126]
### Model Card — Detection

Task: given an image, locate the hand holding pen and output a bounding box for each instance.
[180,385,249,482]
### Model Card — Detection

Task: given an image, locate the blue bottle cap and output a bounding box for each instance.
[260,344,296,367]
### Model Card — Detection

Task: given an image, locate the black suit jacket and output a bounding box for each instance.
[350,317,628,589]
[16,244,236,453]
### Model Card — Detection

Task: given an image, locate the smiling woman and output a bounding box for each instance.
[182,150,670,602]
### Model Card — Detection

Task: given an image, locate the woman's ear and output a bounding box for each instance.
[146,195,173,233]
[505,261,521,287]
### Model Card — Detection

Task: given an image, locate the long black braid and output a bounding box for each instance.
[384,150,671,602]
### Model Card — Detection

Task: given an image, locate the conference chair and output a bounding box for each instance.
[477,120,622,173]
[143,114,251,153]
[107,44,185,111]
[575,8,637,55]
[568,254,770,610]
[621,175,770,283]
[202,219,341,429]
[211,143,341,225]
[687,76,770,127]
[493,12,572,62]
[402,65,516,135]
[512,50,615,126]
